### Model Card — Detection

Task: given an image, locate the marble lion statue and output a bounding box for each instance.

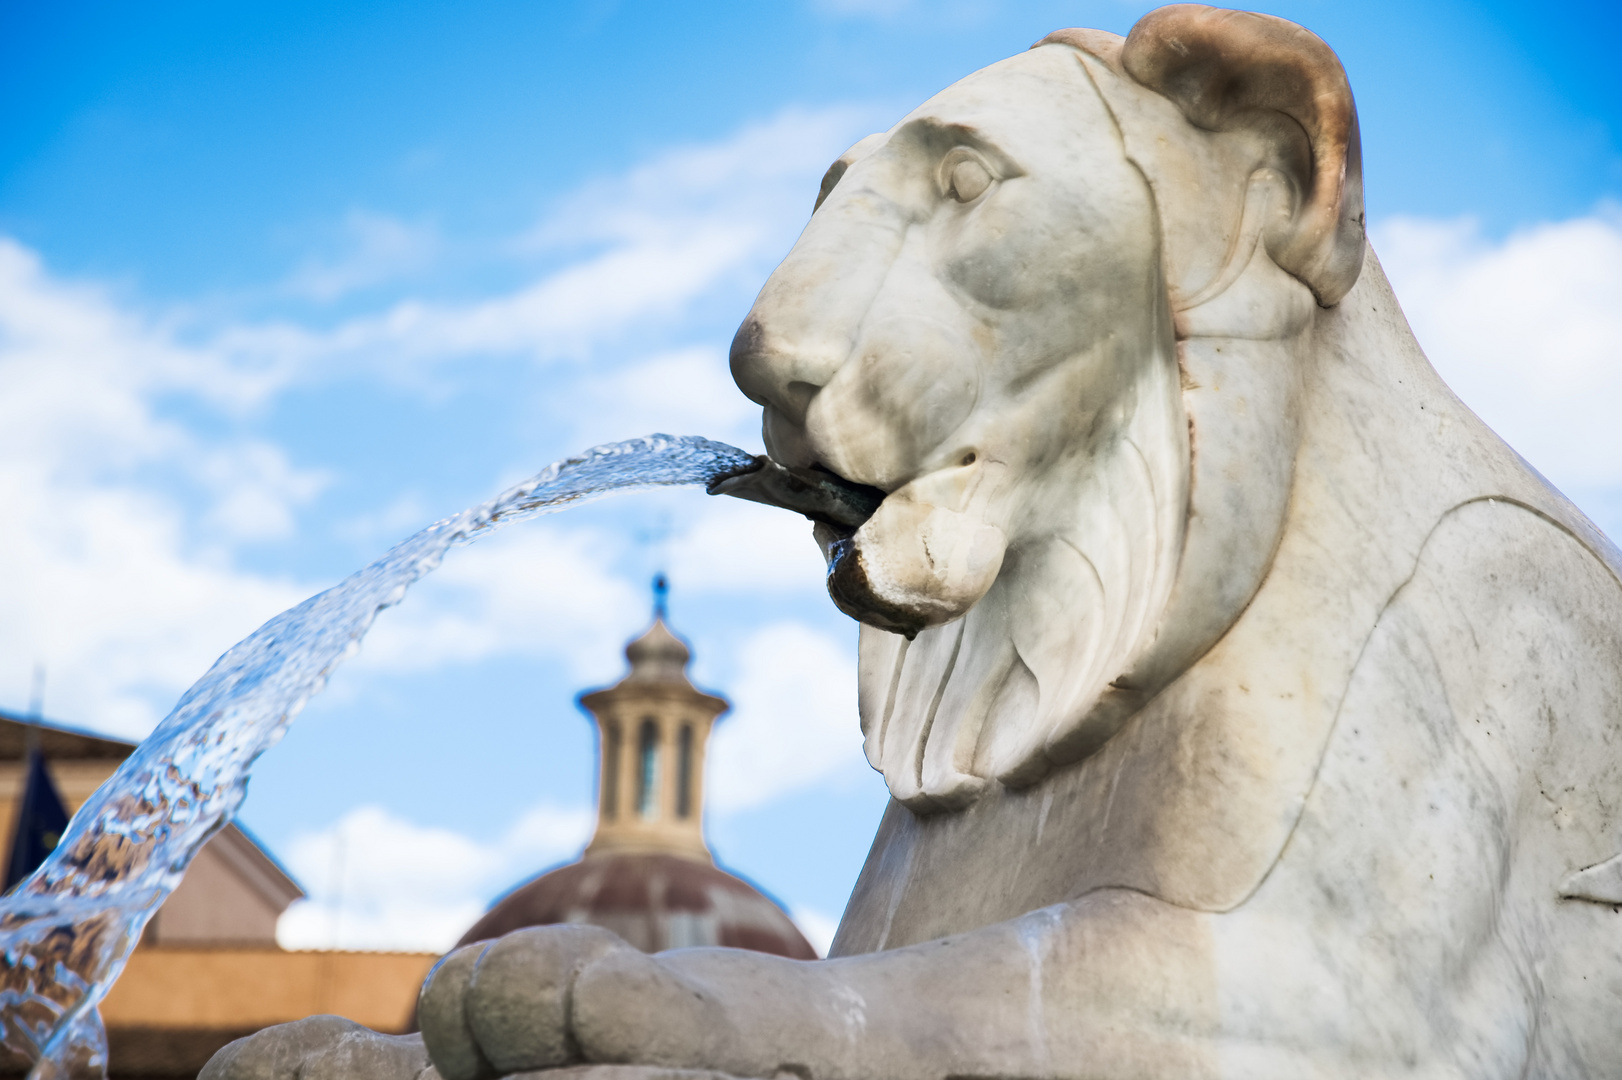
[207,5,1622,1078]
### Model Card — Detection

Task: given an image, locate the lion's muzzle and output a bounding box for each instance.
[820,461,1009,638]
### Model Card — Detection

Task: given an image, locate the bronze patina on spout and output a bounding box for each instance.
[706,455,882,529]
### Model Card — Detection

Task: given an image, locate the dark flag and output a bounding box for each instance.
[4,748,70,892]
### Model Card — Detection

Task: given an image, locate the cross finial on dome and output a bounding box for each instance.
[652,573,669,621]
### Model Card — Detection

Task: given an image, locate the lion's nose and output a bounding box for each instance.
[730,189,911,428]
[729,314,846,426]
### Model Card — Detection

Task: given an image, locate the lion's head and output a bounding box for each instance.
[730,5,1365,810]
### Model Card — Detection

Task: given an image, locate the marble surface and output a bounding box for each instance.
[206,5,1622,1079]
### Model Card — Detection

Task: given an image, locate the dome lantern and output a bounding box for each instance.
[577,577,727,864]
[452,576,815,961]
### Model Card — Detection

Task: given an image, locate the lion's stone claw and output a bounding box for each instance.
[420,941,501,1080]
[506,1063,752,1070]
[200,1015,433,1080]
[421,925,636,1080]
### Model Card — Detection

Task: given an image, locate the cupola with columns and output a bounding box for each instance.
[578,575,726,864]
[451,577,814,959]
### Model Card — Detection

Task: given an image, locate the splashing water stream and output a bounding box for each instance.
[0,434,797,1080]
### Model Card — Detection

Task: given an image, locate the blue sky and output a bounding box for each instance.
[1,0,1618,953]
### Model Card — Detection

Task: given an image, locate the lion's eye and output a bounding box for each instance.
[947,157,993,203]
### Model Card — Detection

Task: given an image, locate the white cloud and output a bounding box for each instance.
[0,106,858,732]
[0,239,317,735]
[287,210,439,302]
[791,907,839,958]
[348,523,645,686]
[334,491,433,551]
[277,802,592,952]
[707,622,868,813]
[1374,210,1622,494]
[0,105,869,741]
[526,106,875,256]
[197,442,332,542]
[808,0,998,24]
[275,805,846,956]
[666,498,829,595]
[227,106,878,377]
[572,346,760,452]
[298,227,757,365]
[328,491,834,694]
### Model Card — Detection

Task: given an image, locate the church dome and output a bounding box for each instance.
[455,853,815,958]
[454,577,817,961]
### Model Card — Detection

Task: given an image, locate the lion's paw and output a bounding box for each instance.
[506,1068,754,1080]
[420,924,638,1080]
[200,1015,434,1080]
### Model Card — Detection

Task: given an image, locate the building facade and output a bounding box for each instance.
[0,713,435,1079]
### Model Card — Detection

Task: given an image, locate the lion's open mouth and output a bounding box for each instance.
[710,456,1007,640]
[706,456,885,529]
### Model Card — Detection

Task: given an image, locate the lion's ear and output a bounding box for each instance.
[1121,4,1365,306]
